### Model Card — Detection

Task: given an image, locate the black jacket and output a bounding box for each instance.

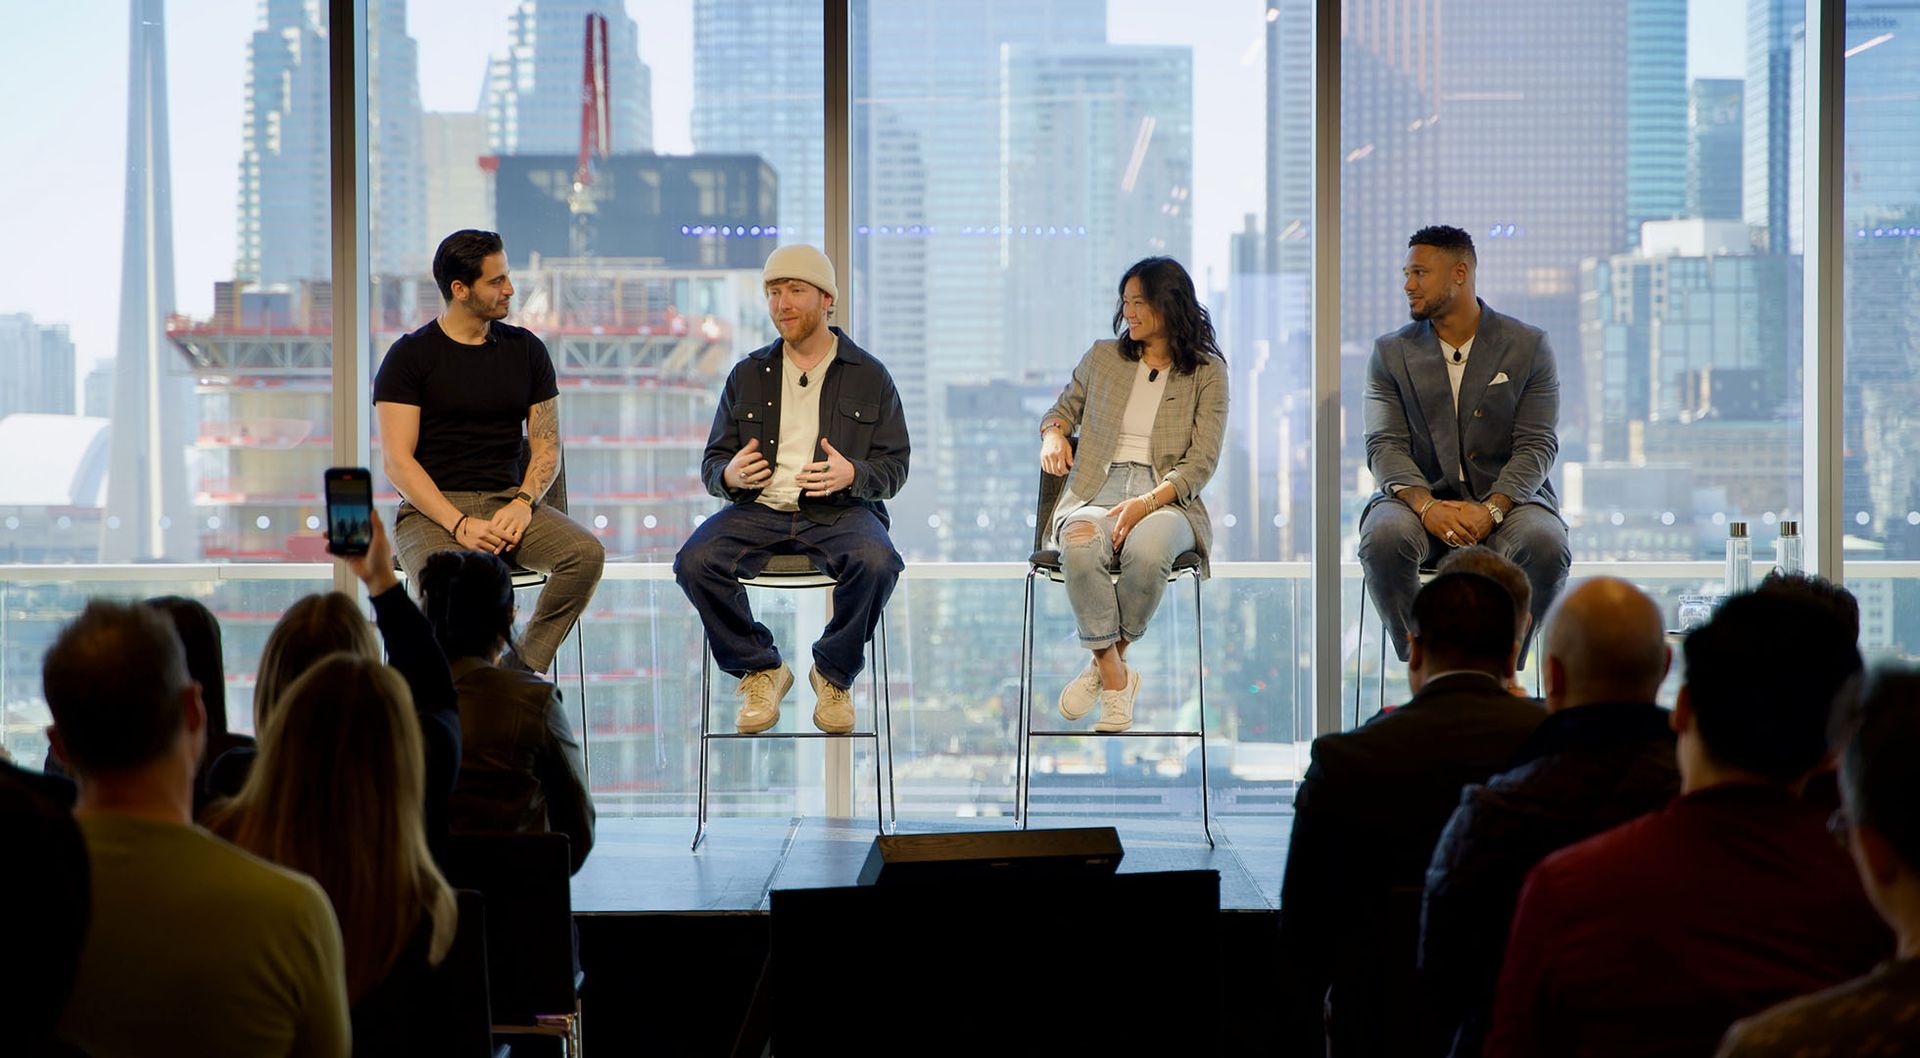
[446,657,596,875]
[1421,701,1679,1058]
[1278,672,1545,1058]
[699,327,910,526]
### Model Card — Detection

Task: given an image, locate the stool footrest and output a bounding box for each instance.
[1027,729,1204,739]
[701,731,880,740]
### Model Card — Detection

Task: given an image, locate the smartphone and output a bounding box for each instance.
[323,467,374,556]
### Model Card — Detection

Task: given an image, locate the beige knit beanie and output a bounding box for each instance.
[761,244,838,302]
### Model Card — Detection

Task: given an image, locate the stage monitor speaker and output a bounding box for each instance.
[855,826,1123,886]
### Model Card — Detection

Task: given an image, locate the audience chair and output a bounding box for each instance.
[440,833,582,1058]
[1015,439,1213,846]
[440,889,511,1058]
[693,554,897,851]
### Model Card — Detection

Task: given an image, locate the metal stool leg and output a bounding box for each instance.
[1016,568,1038,829]
[573,618,591,789]
[693,633,713,851]
[1353,573,1367,732]
[879,606,897,830]
[867,612,883,837]
[1192,570,1214,848]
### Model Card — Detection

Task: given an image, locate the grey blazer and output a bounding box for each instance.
[1040,340,1229,576]
[1362,301,1560,520]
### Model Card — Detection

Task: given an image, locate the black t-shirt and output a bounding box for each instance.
[373,319,559,491]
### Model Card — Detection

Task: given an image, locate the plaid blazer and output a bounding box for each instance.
[1040,340,1229,577]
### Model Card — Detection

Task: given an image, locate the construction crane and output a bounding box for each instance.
[568,11,611,257]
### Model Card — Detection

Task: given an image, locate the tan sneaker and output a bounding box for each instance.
[1092,666,1142,733]
[810,666,855,733]
[1057,658,1104,721]
[735,663,793,733]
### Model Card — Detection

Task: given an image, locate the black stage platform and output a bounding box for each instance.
[570,815,1291,1055]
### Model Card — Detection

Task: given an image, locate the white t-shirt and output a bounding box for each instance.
[1110,359,1169,465]
[757,343,838,512]
[1441,334,1476,412]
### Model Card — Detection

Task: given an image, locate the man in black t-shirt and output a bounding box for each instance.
[374,229,604,674]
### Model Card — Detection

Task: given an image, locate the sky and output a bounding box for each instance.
[0,0,1746,397]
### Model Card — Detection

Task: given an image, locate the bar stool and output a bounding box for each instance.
[1014,448,1213,847]
[693,554,897,851]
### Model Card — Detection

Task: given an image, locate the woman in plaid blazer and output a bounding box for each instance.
[1037,257,1229,733]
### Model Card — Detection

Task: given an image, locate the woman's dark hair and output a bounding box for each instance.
[432,229,504,302]
[146,595,227,739]
[418,550,516,661]
[1112,256,1223,375]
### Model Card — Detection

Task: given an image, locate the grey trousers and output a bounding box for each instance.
[393,492,606,673]
[1357,498,1570,663]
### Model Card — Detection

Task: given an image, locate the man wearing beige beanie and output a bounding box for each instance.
[674,245,911,734]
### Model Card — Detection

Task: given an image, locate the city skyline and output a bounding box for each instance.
[0,0,1746,387]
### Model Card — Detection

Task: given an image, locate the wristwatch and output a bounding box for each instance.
[1484,501,1505,526]
[513,490,537,510]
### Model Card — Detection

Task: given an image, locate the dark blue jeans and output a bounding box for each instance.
[673,503,903,689]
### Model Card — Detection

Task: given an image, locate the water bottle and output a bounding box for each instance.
[1775,520,1802,575]
[1725,521,1752,595]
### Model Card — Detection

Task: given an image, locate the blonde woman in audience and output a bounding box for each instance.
[203,511,460,845]
[208,652,458,1053]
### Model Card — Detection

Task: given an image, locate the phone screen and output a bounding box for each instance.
[324,470,374,556]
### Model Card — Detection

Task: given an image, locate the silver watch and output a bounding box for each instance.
[1485,501,1505,526]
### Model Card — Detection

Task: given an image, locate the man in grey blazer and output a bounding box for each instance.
[1360,225,1569,662]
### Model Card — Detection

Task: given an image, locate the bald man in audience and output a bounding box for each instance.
[1421,578,1680,1058]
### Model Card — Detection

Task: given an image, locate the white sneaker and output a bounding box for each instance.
[735,663,794,733]
[810,666,855,733]
[1058,658,1104,721]
[1093,667,1142,733]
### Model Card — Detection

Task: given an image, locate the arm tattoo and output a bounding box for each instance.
[526,396,561,498]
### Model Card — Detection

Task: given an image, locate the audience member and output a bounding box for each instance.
[1422,577,1678,1057]
[1278,571,1545,1057]
[207,653,458,1054]
[1434,547,1535,697]
[3,758,88,1056]
[1717,667,1920,1055]
[46,601,349,1057]
[146,594,255,817]
[205,511,459,845]
[1485,588,1889,1058]
[418,549,596,873]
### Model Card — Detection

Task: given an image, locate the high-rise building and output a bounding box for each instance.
[0,314,77,418]
[1841,6,1920,552]
[103,0,192,561]
[1000,43,1194,383]
[692,0,822,248]
[493,153,777,269]
[850,0,1106,555]
[1626,0,1689,245]
[237,0,426,283]
[1743,0,1800,250]
[1576,222,1800,554]
[1265,0,1314,282]
[1687,78,1744,221]
[484,0,653,157]
[1328,0,1659,479]
[423,112,493,257]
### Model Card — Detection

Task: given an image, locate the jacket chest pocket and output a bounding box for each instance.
[734,403,769,446]
[836,397,879,449]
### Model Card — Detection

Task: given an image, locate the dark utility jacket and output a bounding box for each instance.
[699,327,910,526]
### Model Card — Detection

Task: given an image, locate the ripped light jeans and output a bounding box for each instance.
[1055,462,1197,648]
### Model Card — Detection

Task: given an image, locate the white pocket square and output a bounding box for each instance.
[1489,372,1510,386]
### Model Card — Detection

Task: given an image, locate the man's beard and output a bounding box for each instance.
[1409,286,1454,322]
[781,312,823,343]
